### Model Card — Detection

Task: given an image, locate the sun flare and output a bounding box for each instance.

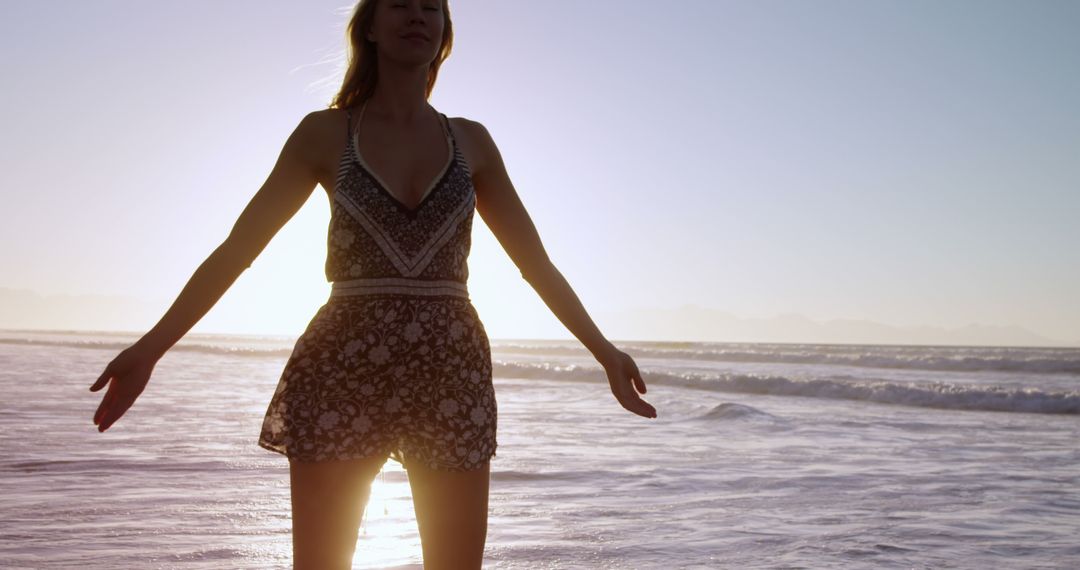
[353,460,424,569]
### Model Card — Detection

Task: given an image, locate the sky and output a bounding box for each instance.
[1,0,1078,345]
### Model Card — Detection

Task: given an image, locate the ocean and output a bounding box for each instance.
[1,330,1078,569]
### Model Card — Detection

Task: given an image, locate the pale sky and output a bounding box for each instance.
[1,1,1078,344]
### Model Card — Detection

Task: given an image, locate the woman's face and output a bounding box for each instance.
[367,0,445,68]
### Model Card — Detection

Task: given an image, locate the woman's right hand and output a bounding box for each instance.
[89,342,161,432]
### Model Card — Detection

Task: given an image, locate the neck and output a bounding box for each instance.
[365,61,431,124]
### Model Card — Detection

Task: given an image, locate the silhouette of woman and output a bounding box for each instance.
[90,1,656,568]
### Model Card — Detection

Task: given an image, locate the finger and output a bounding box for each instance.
[632,371,646,394]
[100,407,122,432]
[94,399,108,426]
[94,394,106,424]
[98,397,120,431]
[626,359,646,394]
[616,384,657,418]
[626,397,656,418]
[110,398,135,426]
[94,384,116,425]
[635,397,657,418]
[90,366,113,392]
[100,389,138,431]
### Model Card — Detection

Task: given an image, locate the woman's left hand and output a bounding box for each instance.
[597,347,657,419]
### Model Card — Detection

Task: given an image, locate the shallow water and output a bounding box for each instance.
[1,332,1078,568]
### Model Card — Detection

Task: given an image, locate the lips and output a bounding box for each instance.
[401,33,430,41]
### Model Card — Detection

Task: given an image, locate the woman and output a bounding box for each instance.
[89,0,657,568]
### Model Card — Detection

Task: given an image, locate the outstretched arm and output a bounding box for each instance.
[90,112,324,431]
[468,120,657,419]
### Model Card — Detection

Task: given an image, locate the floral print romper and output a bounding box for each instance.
[258,102,497,471]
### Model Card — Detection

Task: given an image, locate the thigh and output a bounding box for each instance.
[289,453,389,570]
[405,458,491,570]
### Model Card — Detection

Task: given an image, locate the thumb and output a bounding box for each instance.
[90,366,113,392]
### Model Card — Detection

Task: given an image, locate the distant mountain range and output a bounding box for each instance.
[1,288,1075,347]
[594,304,1078,347]
[0,287,166,333]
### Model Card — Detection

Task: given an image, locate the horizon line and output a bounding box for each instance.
[2,327,1077,350]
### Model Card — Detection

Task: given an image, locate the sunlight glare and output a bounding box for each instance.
[353,459,424,569]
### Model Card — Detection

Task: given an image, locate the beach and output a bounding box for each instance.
[1,331,1078,569]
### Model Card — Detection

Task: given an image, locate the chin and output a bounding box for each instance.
[385,52,438,68]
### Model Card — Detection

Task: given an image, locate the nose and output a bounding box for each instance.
[407,3,426,22]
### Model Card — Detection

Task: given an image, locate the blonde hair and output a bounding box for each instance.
[330,0,454,110]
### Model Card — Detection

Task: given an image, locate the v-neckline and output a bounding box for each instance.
[351,101,455,216]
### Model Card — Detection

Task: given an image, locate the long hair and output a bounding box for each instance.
[330,0,454,110]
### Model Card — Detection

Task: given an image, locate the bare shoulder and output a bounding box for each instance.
[287,108,352,179]
[447,116,501,180]
[300,107,349,146]
[447,115,494,149]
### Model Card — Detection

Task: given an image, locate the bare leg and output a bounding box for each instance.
[406,459,491,570]
[289,453,389,570]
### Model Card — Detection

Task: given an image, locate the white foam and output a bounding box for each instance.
[493,361,1080,415]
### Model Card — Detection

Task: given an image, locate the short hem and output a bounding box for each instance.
[257,439,497,471]
[258,439,395,465]
[399,446,497,473]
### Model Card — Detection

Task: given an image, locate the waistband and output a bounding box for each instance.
[330,277,470,299]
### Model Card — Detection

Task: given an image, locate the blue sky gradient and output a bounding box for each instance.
[1,1,1077,343]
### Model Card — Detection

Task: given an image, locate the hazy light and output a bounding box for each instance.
[354,460,424,569]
